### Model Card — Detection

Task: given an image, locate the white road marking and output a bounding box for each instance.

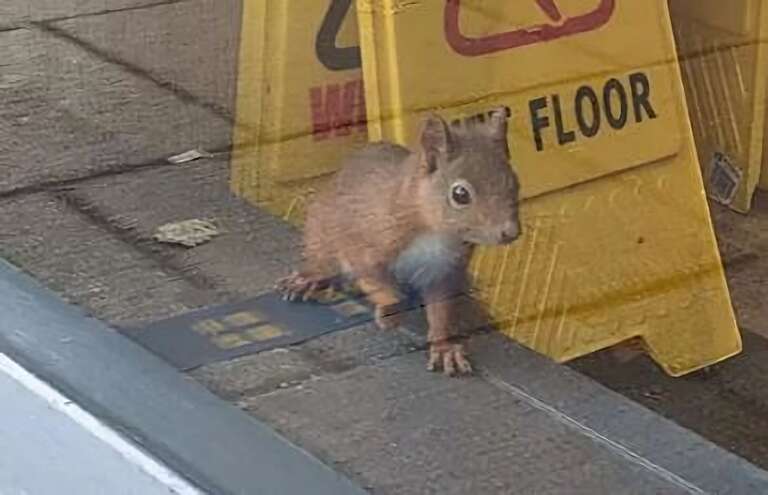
[0,354,205,495]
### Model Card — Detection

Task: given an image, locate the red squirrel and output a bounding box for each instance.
[277,107,521,376]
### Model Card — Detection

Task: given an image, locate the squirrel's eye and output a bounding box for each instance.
[449,181,473,208]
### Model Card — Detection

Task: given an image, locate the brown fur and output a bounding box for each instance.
[277,107,521,376]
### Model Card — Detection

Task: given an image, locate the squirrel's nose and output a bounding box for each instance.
[499,220,520,243]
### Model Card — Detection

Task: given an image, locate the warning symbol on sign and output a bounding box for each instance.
[444,0,616,56]
[316,0,362,71]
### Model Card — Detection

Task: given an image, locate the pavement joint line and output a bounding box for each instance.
[0,25,28,33]
[240,338,431,399]
[35,0,192,25]
[227,318,494,400]
[32,21,236,125]
[0,147,232,201]
[481,371,708,495]
[0,1,192,34]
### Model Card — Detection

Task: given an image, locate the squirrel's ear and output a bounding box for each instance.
[487,106,511,140]
[420,113,453,174]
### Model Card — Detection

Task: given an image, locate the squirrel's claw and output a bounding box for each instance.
[276,272,324,302]
[427,341,473,377]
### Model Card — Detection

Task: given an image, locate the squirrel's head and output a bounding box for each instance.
[415,106,521,246]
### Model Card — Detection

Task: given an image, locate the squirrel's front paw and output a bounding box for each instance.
[427,340,473,377]
[275,271,326,302]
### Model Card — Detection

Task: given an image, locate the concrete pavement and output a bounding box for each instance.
[4,246,768,494]
[3,1,768,493]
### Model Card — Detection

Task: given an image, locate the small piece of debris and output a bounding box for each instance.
[153,219,219,247]
[708,151,743,206]
[167,149,213,164]
[641,387,664,401]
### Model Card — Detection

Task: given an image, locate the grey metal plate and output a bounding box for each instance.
[120,292,376,370]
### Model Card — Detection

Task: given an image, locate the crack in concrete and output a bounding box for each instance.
[0,25,27,33]
[0,0,192,33]
[38,0,192,25]
[0,146,232,201]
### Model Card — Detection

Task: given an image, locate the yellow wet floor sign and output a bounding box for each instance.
[670,0,768,213]
[232,0,368,221]
[356,0,741,376]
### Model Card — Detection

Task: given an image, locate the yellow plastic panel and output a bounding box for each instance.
[232,0,368,220]
[361,0,684,199]
[762,116,768,190]
[671,0,756,35]
[357,0,741,376]
[670,0,768,212]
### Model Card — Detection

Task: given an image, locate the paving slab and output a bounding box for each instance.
[0,193,211,323]
[191,324,424,401]
[245,335,768,495]
[709,193,768,337]
[49,0,242,117]
[63,158,300,300]
[0,0,163,28]
[0,26,230,194]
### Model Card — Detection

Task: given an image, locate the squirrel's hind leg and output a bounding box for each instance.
[353,270,402,330]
